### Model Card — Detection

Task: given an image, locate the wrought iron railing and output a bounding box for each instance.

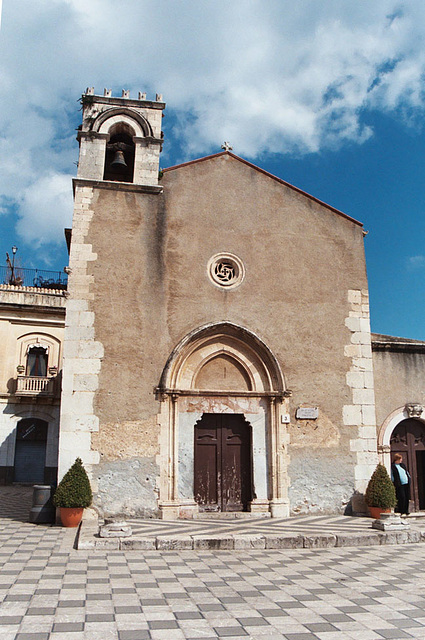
[0,265,67,290]
[15,376,56,396]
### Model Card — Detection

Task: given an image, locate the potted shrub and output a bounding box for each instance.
[53,457,93,527]
[365,463,397,519]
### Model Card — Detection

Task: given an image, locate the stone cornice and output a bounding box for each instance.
[73,178,163,195]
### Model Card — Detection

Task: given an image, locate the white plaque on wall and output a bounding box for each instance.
[296,407,319,420]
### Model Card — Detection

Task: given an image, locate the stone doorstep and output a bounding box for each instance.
[407,511,425,520]
[76,523,425,551]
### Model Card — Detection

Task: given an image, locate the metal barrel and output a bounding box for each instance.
[29,485,55,524]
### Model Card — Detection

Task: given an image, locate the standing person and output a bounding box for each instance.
[391,453,410,516]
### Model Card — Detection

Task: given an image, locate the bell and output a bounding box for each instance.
[110,150,127,171]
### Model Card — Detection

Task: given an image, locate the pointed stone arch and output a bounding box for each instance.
[158,322,286,393]
[156,323,291,519]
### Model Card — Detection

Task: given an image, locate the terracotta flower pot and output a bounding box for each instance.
[60,507,84,527]
[368,506,391,519]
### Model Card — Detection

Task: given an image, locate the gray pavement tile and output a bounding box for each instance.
[115,605,143,613]
[199,604,226,611]
[86,593,112,600]
[16,632,49,640]
[52,622,84,632]
[219,597,245,603]
[149,620,179,629]
[305,623,338,632]
[140,599,168,606]
[87,577,109,583]
[323,614,354,622]
[26,607,56,615]
[375,631,414,639]
[57,600,86,607]
[0,615,23,624]
[283,635,320,640]
[236,617,270,626]
[276,601,307,609]
[119,632,151,640]
[397,609,425,618]
[258,609,289,617]
[213,627,248,637]
[62,584,86,589]
[86,613,116,622]
[175,611,204,619]
[387,619,425,628]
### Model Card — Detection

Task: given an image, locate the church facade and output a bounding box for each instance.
[55,88,425,519]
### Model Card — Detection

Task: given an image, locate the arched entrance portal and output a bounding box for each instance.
[390,419,425,511]
[156,323,291,520]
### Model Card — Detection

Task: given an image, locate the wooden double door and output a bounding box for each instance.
[194,413,252,512]
[390,418,425,511]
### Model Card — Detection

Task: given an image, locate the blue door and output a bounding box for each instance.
[13,419,47,483]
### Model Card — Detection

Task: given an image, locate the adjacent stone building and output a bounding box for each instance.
[0,284,65,485]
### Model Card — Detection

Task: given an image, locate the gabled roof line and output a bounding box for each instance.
[163,151,363,227]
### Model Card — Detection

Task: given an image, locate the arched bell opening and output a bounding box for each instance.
[103,122,135,183]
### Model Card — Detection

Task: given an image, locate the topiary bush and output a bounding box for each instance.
[53,458,93,508]
[365,463,397,509]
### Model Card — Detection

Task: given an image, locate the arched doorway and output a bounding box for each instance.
[14,418,48,483]
[390,418,425,511]
[156,322,291,519]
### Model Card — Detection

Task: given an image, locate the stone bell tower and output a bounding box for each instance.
[77,87,165,186]
[58,88,165,486]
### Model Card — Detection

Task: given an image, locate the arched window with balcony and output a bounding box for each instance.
[15,334,60,397]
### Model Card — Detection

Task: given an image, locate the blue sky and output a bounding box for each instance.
[1,2,425,338]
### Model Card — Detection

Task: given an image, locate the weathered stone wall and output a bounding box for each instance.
[63,152,374,516]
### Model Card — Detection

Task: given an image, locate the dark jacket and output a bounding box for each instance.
[391,462,410,488]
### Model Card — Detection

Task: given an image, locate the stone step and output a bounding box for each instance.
[194,512,271,520]
[77,523,425,551]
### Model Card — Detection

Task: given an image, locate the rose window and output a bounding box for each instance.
[208,253,245,289]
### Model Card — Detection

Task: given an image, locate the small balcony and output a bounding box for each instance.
[15,376,57,397]
[0,265,67,290]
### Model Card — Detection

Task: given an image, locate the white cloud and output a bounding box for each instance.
[2,1,425,251]
[407,255,425,270]
[16,173,73,248]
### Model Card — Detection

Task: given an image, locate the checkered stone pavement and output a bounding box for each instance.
[2,510,425,639]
